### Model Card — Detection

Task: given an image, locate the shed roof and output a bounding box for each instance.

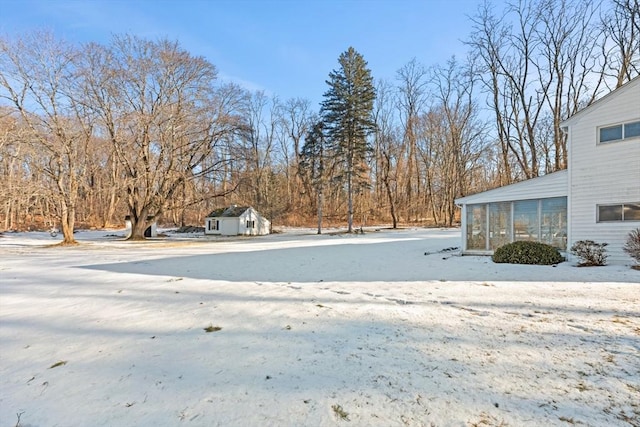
[455,170,568,205]
[206,205,250,218]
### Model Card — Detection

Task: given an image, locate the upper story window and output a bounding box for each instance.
[597,202,640,222]
[599,120,640,143]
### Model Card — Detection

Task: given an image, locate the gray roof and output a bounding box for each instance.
[206,205,250,218]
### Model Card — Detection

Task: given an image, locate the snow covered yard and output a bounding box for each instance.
[1,228,638,427]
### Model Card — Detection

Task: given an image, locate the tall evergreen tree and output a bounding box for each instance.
[299,120,327,234]
[321,47,376,232]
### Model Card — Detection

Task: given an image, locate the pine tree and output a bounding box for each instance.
[321,47,376,232]
[299,120,328,234]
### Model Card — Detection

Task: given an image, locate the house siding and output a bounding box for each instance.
[566,79,640,264]
[456,77,639,264]
[220,218,240,235]
[204,206,270,236]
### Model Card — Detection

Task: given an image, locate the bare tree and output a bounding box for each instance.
[396,58,429,221]
[602,0,640,88]
[373,79,401,228]
[466,0,631,182]
[0,31,95,244]
[278,97,312,214]
[428,57,488,225]
[242,91,278,213]
[0,110,33,230]
[81,36,245,239]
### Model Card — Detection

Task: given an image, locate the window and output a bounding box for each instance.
[246,220,255,228]
[208,219,219,231]
[514,200,539,242]
[489,202,511,250]
[626,121,640,139]
[597,203,640,222]
[541,197,567,249]
[599,120,640,143]
[625,204,640,221]
[466,204,486,250]
[464,197,567,251]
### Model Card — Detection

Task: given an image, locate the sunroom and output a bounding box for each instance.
[455,170,568,255]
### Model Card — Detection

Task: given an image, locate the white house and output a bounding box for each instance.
[204,205,270,236]
[456,77,640,264]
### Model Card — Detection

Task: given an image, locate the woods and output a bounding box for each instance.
[1,0,638,239]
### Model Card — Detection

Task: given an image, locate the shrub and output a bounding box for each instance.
[623,228,640,266]
[570,240,608,266]
[492,241,564,265]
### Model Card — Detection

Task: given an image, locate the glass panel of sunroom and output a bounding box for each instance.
[514,200,539,241]
[466,204,487,250]
[541,197,567,249]
[489,202,512,250]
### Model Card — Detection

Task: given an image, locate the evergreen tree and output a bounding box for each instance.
[299,120,327,234]
[321,47,376,232]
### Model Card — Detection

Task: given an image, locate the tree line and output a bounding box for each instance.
[1,0,638,242]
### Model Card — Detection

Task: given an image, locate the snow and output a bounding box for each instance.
[1,227,638,427]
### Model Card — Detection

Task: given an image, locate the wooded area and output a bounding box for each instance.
[1,0,638,242]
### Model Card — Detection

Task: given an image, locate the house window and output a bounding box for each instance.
[541,197,567,248]
[626,121,640,139]
[599,120,640,143]
[514,200,539,242]
[466,204,487,250]
[598,203,640,222]
[209,219,219,231]
[246,220,255,228]
[489,202,511,250]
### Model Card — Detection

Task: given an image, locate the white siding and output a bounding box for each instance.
[220,218,239,236]
[456,171,567,205]
[204,207,270,236]
[566,78,640,264]
[238,208,270,235]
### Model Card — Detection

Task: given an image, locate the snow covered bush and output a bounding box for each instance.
[492,241,564,265]
[623,228,640,267]
[570,240,608,266]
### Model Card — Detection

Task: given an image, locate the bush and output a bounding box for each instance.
[570,240,608,266]
[492,241,564,265]
[623,228,640,266]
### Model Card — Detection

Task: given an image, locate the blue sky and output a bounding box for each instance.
[1,0,496,109]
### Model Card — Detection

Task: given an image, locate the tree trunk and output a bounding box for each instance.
[347,169,353,233]
[317,189,323,234]
[60,204,77,245]
[128,216,148,241]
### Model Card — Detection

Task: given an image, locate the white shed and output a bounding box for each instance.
[204,206,270,236]
[456,77,640,264]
